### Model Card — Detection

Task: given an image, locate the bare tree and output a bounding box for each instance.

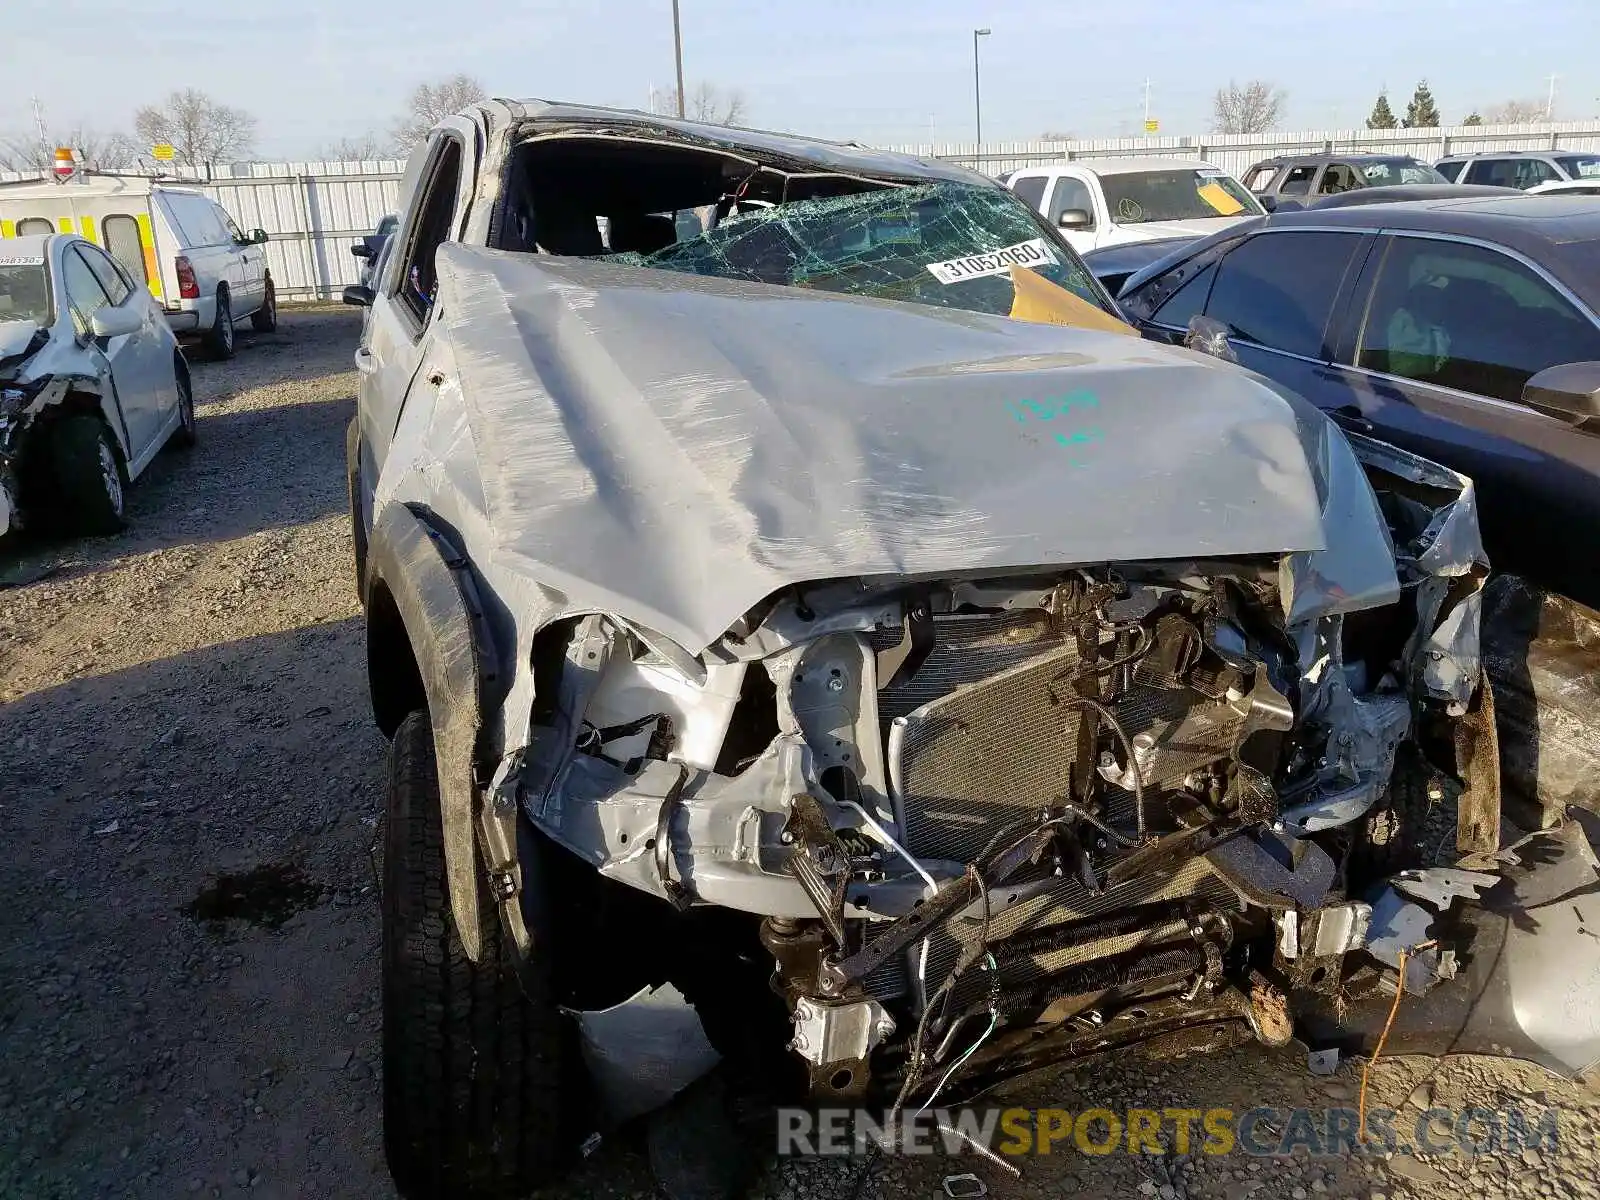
[320,132,393,162]
[1039,130,1075,141]
[1480,99,1548,124]
[651,82,748,126]
[1,127,141,172]
[1211,80,1287,134]
[391,75,487,149]
[133,90,257,170]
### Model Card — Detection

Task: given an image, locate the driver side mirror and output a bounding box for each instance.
[343,284,375,308]
[1523,362,1600,422]
[351,243,373,259]
[1056,208,1094,230]
[250,228,269,244]
[1259,194,1279,213]
[89,305,143,339]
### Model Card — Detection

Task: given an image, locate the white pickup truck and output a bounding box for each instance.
[1001,157,1265,254]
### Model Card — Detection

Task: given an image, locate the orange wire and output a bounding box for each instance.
[1358,940,1436,1142]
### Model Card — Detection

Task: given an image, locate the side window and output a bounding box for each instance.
[59,246,112,332]
[1278,165,1317,196]
[1009,175,1048,211]
[17,217,54,236]
[1518,159,1560,188]
[1356,236,1600,403]
[1046,177,1095,226]
[1434,160,1465,182]
[103,214,148,286]
[397,137,464,325]
[1152,262,1217,329]
[1203,231,1363,358]
[1319,164,1360,194]
[1242,165,1278,193]
[216,204,246,243]
[77,243,133,306]
[1466,159,1514,188]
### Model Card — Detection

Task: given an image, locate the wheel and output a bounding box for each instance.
[49,415,126,535]
[169,359,197,449]
[205,289,235,359]
[382,710,565,1198]
[251,278,277,332]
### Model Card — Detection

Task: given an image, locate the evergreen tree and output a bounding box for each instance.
[1404,80,1442,128]
[1366,90,1398,130]
[1462,112,1484,126]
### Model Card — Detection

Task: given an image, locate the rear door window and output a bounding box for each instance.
[1242,164,1280,193]
[1277,165,1317,196]
[1355,235,1600,402]
[1434,160,1466,182]
[1201,230,1364,359]
[1009,175,1048,211]
[1464,159,1516,187]
[1319,164,1362,194]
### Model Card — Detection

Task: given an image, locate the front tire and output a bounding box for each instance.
[49,415,126,535]
[205,289,235,359]
[382,710,565,1199]
[169,360,198,449]
[251,278,277,332]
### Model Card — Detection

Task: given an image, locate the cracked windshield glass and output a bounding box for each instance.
[621,181,1111,320]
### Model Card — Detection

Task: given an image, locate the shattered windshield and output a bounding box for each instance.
[625,181,1113,320]
[0,259,52,327]
[1100,169,1264,223]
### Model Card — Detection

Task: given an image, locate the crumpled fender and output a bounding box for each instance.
[367,501,503,961]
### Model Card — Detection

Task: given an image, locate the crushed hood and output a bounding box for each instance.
[432,245,1332,653]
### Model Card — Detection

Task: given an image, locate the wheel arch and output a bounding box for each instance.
[365,501,523,963]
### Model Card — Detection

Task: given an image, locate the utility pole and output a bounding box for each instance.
[31,96,48,153]
[1546,73,1560,120]
[671,0,686,118]
[1142,78,1153,133]
[973,28,991,152]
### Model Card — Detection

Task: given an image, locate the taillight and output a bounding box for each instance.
[175,255,199,299]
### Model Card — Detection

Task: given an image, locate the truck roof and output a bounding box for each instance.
[0,175,205,202]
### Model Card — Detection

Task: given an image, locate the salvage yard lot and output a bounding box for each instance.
[1,308,1597,1200]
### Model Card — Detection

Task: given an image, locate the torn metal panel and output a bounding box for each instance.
[568,983,722,1124]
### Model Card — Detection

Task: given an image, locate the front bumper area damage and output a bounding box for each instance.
[495,427,1563,1111]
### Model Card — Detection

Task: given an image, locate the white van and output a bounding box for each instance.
[0,174,277,358]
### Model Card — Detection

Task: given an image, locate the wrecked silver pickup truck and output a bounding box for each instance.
[346,102,1600,1199]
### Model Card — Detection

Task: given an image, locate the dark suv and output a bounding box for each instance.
[1242,153,1447,204]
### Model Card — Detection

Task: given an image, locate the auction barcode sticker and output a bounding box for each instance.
[926,238,1055,285]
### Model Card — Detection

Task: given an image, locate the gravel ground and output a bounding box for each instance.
[0,307,1596,1200]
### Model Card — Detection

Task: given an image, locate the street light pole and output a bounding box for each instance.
[672,0,686,118]
[973,28,991,153]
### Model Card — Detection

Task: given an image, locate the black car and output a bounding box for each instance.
[1117,195,1600,607]
[1242,154,1448,204]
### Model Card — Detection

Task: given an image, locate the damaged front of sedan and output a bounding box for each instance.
[352,101,1600,1200]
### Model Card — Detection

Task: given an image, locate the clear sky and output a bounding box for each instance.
[4,0,1595,157]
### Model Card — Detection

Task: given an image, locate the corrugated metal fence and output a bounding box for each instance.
[8,120,1599,301]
